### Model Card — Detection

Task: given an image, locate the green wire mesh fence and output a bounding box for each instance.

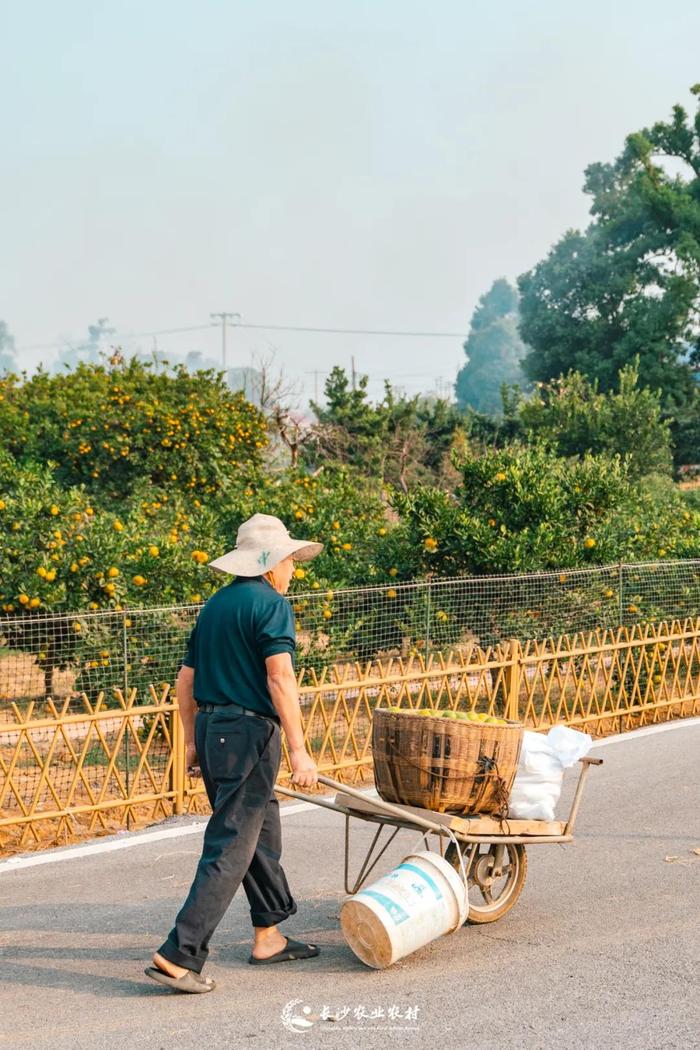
[2,560,700,709]
[2,558,700,849]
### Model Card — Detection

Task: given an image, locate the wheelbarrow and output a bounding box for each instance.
[275,756,603,924]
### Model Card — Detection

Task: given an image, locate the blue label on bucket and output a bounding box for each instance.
[356,889,410,925]
[394,862,444,901]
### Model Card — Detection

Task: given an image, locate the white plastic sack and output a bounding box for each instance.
[508,726,593,821]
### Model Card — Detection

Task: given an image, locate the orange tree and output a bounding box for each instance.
[383,442,700,576]
[209,464,389,590]
[0,451,224,699]
[377,442,700,643]
[208,465,401,666]
[0,441,396,690]
[0,357,267,502]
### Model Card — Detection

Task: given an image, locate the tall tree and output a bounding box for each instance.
[519,85,700,409]
[307,366,463,490]
[308,366,387,472]
[455,279,529,413]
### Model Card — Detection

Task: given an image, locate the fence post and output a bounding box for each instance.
[424,580,432,656]
[122,613,131,830]
[504,638,522,721]
[618,562,624,628]
[170,700,185,816]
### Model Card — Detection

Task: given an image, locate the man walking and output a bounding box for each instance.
[145,513,323,993]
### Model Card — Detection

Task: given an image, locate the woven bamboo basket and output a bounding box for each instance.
[371,708,524,816]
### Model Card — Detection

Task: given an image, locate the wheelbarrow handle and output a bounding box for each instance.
[277,773,446,832]
[314,774,449,833]
[316,773,351,791]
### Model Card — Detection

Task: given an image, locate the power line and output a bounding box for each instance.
[17,323,213,353]
[235,321,466,338]
[300,371,433,381]
[121,323,213,338]
[15,318,466,354]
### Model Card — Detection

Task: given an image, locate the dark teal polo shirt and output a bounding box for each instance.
[182,575,296,721]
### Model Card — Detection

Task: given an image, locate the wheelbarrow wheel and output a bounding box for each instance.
[444,842,527,924]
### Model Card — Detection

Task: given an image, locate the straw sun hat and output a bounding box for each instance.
[208,513,324,577]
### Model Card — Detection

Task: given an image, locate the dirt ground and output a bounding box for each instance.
[0,653,75,702]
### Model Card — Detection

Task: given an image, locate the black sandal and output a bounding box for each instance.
[247,936,320,965]
[144,964,216,993]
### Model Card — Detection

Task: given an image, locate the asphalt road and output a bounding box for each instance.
[0,722,698,1050]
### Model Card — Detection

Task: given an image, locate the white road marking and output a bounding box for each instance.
[1,716,697,874]
[0,791,378,873]
[588,714,700,748]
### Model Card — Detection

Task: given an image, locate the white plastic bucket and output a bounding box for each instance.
[340,849,469,969]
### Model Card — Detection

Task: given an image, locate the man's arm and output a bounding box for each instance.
[176,664,198,771]
[265,651,318,787]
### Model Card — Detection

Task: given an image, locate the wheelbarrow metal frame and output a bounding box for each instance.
[276,756,603,896]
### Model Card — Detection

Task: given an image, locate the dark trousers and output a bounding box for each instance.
[157,706,297,973]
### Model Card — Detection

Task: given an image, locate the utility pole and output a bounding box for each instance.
[210,311,240,371]
[305,369,329,404]
[351,355,356,391]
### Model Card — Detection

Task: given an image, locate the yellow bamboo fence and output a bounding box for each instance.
[2,618,699,852]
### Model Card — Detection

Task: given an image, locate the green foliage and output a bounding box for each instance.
[0,357,267,502]
[0,447,225,697]
[518,85,700,409]
[0,456,227,616]
[306,366,464,490]
[679,483,700,513]
[519,359,673,478]
[209,464,389,591]
[1,319,699,687]
[455,279,530,413]
[461,385,525,449]
[461,359,673,481]
[385,442,700,577]
[667,405,700,469]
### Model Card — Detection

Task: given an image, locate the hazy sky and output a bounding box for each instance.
[2,1,700,403]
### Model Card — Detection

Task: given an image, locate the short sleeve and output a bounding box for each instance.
[182,622,197,668]
[257,599,296,660]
